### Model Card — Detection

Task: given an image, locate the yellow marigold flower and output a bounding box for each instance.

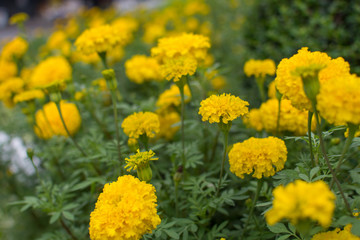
[143,22,166,44]
[244,59,276,78]
[71,50,100,65]
[111,17,138,45]
[229,137,287,179]
[198,93,249,124]
[151,33,210,62]
[89,175,161,240]
[317,74,360,126]
[14,90,44,103]
[265,180,335,227]
[161,55,198,82]
[9,12,28,25]
[0,60,17,82]
[243,108,263,132]
[34,101,81,139]
[125,55,163,84]
[29,56,72,89]
[121,112,160,139]
[157,110,180,140]
[275,47,350,110]
[156,84,191,111]
[211,76,227,90]
[125,149,158,172]
[75,25,126,55]
[45,30,71,56]
[268,81,276,99]
[312,224,360,240]
[0,78,24,107]
[1,37,28,61]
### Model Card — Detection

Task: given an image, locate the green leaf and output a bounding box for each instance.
[164,229,180,239]
[49,212,61,224]
[267,223,289,234]
[310,166,320,180]
[351,220,360,236]
[299,173,309,182]
[277,234,291,240]
[62,211,74,221]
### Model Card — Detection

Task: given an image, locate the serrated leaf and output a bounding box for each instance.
[164,229,180,239]
[267,223,289,234]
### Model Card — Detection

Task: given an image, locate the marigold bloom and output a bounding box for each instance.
[14,89,44,103]
[0,60,17,82]
[9,12,28,25]
[157,110,180,140]
[156,84,191,111]
[29,56,72,89]
[198,93,249,124]
[161,55,198,81]
[125,55,163,84]
[267,81,277,99]
[243,108,263,132]
[75,25,126,55]
[125,149,158,172]
[89,175,161,240]
[265,180,335,227]
[44,30,71,56]
[244,59,276,78]
[1,37,28,61]
[317,74,360,126]
[275,47,350,110]
[0,78,24,107]
[111,17,138,44]
[229,137,287,179]
[312,224,360,240]
[121,112,160,139]
[34,101,81,139]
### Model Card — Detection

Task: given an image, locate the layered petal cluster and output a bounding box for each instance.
[121,112,160,139]
[244,59,276,78]
[1,37,28,61]
[198,93,249,124]
[228,137,287,179]
[34,101,81,139]
[312,224,360,240]
[125,55,163,84]
[244,99,315,135]
[125,149,158,172]
[89,175,161,240]
[156,84,191,112]
[265,180,335,227]
[317,74,360,126]
[29,56,72,89]
[275,47,350,110]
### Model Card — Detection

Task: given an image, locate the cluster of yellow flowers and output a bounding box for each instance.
[228,137,287,179]
[275,47,350,110]
[125,55,163,84]
[312,224,360,240]
[34,101,81,139]
[1,37,28,61]
[244,59,276,78]
[156,84,191,112]
[121,112,160,139]
[244,98,315,135]
[89,175,161,240]
[265,180,335,227]
[199,93,249,124]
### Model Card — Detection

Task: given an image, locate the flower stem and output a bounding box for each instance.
[330,123,357,188]
[60,217,78,240]
[110,90,124,175]
[176,79,186,171]
[312,103,352,214]
[308,111,315,167]
[256,76,266,102]
[216,129,229,197]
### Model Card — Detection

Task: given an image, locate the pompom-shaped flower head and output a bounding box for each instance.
[125,149,158,182]
[244,59,276,78]
[121,112,160,139]
[311,224,360,240]
[1,37,28,61]
[228,137,287,179]
[125,55,163,84]
[151,33,210,82]
[89,175,161,240]
[198,93,249,131]
[275,47,350,111]
[34,101,81,139]
[29,56,72,90]
[265,180,335,228]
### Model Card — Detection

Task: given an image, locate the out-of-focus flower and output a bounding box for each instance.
[156,84,191,112]
[9,12,28,25]
[157,110,180,140]
[244,59,276,78]
[1,37,28,61]
[0,60,17,82]
[311,224,360,240]
[14,90,44,103]
[125,55,163,84]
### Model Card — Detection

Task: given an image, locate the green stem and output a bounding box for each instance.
[177,80,186,170]
[308,111,315,167]
[60,217,78,240]
[330,123,357,188]
[312,103,352,214]
[175,181,179,217]
[216,129,229,197]
[110,90,124,175]
[256,76,266,102]
[241,179,263,238]
[210,129,221,163]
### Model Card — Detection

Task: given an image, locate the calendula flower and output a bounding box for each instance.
[125,55,163,84]
[29,56,72,89]
[0,60,17,82]
[265,180,335,227]
[1,37,28,61]
[229,137,287,179]
[9,12,28,25]
[14,89,44,103]
[312,224,360,240]
[157,110,180,140]
[317,74,360,126]
[275,47,350,110]
[198,93,249,124]
[89,175,161,240]
[34,101,81,139]
[121,112,160,139]
[244,59,276,78]
[156,84,191,112]
[75,25,126,55]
